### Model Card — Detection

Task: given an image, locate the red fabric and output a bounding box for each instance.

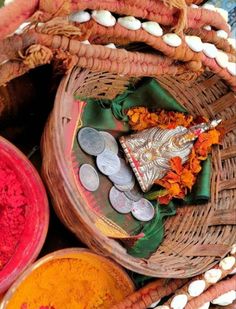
[0,160,27,271]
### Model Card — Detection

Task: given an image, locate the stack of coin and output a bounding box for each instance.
[109,186,155,221]
[77,127,155,221]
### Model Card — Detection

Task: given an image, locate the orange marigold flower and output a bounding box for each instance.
[170,157,183,175]
[189,149,202,174]
[168,183,182,196]
[158,194,172,205]
[126,107,222,205]
[180,168,196,190]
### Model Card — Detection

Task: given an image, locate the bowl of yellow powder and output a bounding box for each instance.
[0,248,135,309]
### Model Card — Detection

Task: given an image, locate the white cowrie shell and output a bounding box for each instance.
[105,43,116,49]
[204,268,222,283]
[217,30,228,39]
[92,10,116,27]
[203,25,211,31]
[203,43,218,58]
[188,280,206,297]
[142,22,163,37]
[15,22,31,35]
[185,35,203,52]
[170,294,188,309]
[69,11,91,23]
[155,306,169,309]
[215,50,229,68]
[190,4,198,8]
[4,0,14,4]
[162,33,182,47]
[197,302,210,309]
[228,38,236,49]
[211,290,236,306]
[231,243,236,254]
[202,4,216,11]
[81,40,90,44]
[227,62,236,76]
[219,256,236,270]
[149,299,161,308]
[118,16,141,30]
[215,8,228,22]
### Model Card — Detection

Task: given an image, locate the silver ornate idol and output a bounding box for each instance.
[120,119,221,192]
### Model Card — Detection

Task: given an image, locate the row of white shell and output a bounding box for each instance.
[69,10,236,77]
[153,244,236,309]
[191,3,229,23]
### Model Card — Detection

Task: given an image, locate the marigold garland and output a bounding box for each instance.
[127,107,221,204]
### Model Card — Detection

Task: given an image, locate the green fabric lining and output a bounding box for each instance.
[128,202,176,258]
[121,79,187,114]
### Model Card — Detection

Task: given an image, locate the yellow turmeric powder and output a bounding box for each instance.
[4,251,134,309]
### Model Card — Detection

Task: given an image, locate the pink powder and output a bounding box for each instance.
[0,160,27,270]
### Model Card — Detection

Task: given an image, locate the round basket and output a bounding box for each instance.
[0,248,134,309]
[0,137,49,293]
[42,68,236,278]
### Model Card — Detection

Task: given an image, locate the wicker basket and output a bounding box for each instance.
[42,67,236,278]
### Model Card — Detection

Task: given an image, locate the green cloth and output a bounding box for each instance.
[128,202,176,258]
[81,98,130,131]
[120,79,187,116]
[77,78,187,123]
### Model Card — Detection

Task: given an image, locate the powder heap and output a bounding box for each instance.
[6,253,134,309]
[0,160,26,271]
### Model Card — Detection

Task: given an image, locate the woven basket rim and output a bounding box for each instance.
[41,67,236,278]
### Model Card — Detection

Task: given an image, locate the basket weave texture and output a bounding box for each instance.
[42,68,236,278]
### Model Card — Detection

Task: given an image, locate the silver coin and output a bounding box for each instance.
[100,131,119,154]
[109,186,133,214]
[114,177,135,192]
[79,164,100,192]
[108,159,133,185]
[131,199,155,221]
[124,184,143,202]
[96,150,120,175]
[77,127,105,156]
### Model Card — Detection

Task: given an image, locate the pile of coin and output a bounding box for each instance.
[77,127,155,222]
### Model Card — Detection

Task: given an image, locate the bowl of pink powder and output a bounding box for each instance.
[0,137,49,294]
